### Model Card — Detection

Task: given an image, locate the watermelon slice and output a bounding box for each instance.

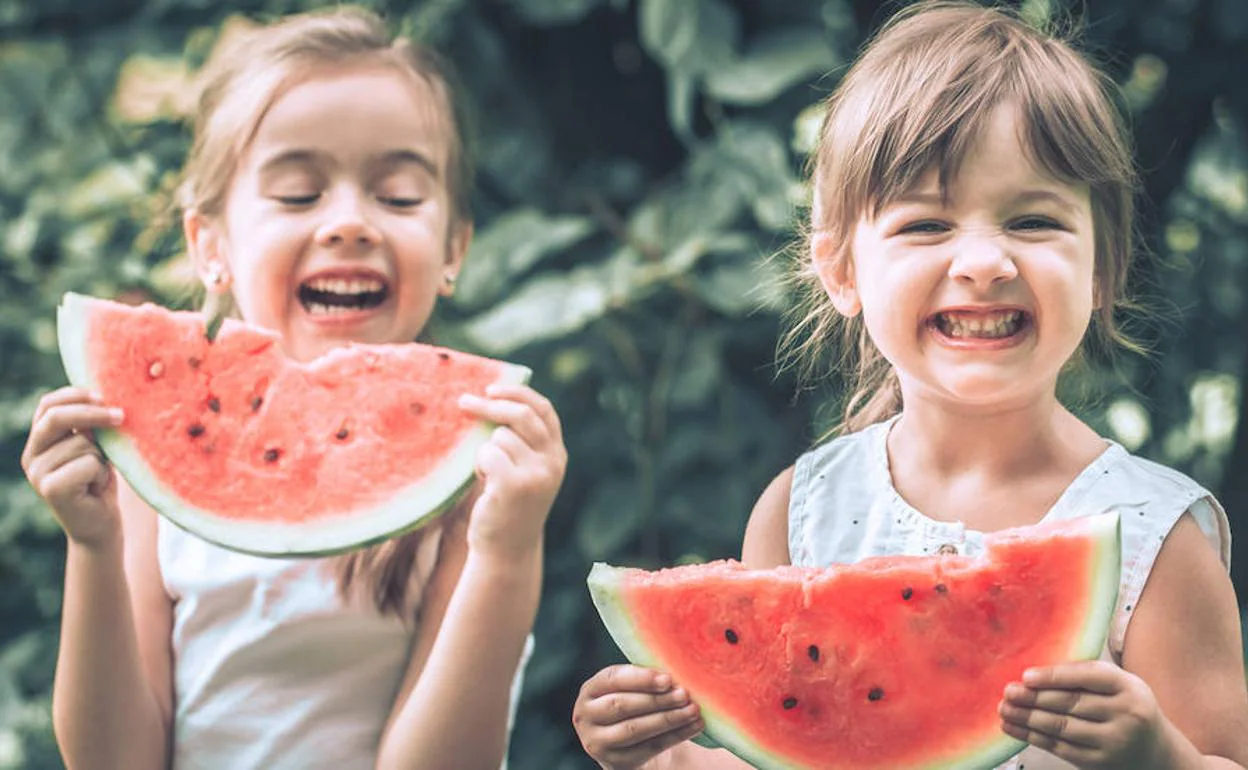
[56,292,530,557]
[588,512,1121,770]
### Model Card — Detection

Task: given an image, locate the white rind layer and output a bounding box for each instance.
[58,291,530,558]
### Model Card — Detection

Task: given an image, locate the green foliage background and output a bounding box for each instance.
[1,0,1247,767]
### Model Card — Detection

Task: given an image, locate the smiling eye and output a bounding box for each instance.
[1011,216,1061,231]
[275,194,320,206]
[378,195,423,208]
[899,220,949,235]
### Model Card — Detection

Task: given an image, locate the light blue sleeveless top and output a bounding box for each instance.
[788,417,1230,770]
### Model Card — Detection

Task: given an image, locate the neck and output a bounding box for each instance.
[889,387,1099,479]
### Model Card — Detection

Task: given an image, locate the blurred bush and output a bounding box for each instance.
[1,0,1247,767]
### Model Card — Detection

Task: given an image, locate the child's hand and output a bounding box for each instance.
[457,384,566,560]
[20,388,125,550]
[573,665,704,770]
[999,661,1168,769]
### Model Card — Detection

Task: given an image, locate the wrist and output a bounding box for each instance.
[65,525,124,558]
[1152,716,1202,770]
[466,534,544,572]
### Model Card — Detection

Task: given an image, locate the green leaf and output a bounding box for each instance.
[637,0,700,69]
[453,208,596,312]
[460,248,640,355]
[704,28,838,106]
[692,253,788,317]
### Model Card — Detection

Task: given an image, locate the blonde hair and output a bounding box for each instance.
[178,6,475,617]
[782,0,1139,434]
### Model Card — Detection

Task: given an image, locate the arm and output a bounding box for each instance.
[22,389,173,770]
[375,508,540,770]
[1122,511,1248,769]
[1001,511,1248,769]
[54,482,174,769]
[375,384,563,770]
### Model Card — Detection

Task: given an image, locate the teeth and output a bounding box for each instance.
[937,310,1023,339]
[307,302,363,316]
[305,276,385,295]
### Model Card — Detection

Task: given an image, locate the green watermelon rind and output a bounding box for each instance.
[57,292,531,558]
[586,511,1122,770]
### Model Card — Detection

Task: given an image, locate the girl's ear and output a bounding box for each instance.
[439,220,473,297]
[184,209,231,290]
[812,231,861,317]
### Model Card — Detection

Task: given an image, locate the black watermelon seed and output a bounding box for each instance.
[901,587,913,600]
[410,402,426,415]
[188,356,201,369]
[724,629,738,644]
[250,395,263,412]
[808,645,819,662]
[868,688,884,702]
[336,427,350,440]
[187,423,205,438]
[437,352,450,362]
[263,448,281,463]
[935,583,948,594]
[207,397,220,413]
[782,697,797,710]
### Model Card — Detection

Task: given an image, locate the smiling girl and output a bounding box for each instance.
[573,2,1248,769]
[21,8,566,770]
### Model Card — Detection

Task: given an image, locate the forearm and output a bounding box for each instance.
[53,539,168,770]
[1156,719,1247,770]
[377,544,542,770]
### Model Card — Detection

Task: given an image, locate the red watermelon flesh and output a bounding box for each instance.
[588,512,1120,770]
[57,292,530,557]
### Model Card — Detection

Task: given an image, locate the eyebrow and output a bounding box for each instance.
[256,148,441,179]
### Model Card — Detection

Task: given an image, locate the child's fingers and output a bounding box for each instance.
[585,688,692,726]
[998,703,1102,749]
[37,453,111,510]
[1002,683,1111,722]
[597,717,705,769]
[1022,661,1123,695]
[25,434,104,483]
[31,387,100,424]
[484,383,562,438]
[23,404,123,469]
[581,665,673,699]
[1000,721,1104,766]
[595,701,701,751]
[459,394,553,450]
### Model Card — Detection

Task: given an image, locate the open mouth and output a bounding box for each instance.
[930,309,1029,341]
[297,275,389,316]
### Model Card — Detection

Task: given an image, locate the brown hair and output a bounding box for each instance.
[178,6,475,617]
[782,0,1139,434]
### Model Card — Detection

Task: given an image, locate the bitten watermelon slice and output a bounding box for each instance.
[56,292,530,557]
[588,512,1121,770]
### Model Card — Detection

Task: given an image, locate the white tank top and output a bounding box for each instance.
[787,416,1230,770]
[158,518,532,770]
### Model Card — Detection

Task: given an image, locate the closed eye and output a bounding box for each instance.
[274,194,320,206]
[1010,216,1062,232]
[897,220,950,235]
[378,196,423,208]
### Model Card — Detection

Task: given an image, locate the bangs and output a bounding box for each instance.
[816,3,1133,230]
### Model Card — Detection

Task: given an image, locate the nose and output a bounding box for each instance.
[314,191,381,249]
[948,229,1018,286]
